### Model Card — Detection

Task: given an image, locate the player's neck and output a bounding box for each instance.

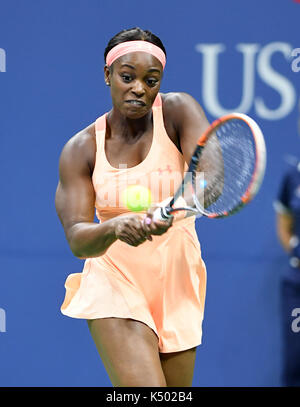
[107,108,153,140]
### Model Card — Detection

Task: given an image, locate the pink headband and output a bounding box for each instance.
[106,40,166,70]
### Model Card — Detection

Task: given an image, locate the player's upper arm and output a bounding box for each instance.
[55,126,96,241]
[166,92,211,165]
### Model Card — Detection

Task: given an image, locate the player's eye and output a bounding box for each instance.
[146,78,159,87]
[121,74,132,83]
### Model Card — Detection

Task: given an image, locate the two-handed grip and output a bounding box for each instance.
[152,206,173,222]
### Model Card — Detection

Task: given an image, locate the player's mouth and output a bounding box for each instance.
[125,100,146,107]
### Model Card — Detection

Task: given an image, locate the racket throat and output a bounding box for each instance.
[161,206,173,219]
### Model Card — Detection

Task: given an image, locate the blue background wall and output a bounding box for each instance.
[0,0,299,386]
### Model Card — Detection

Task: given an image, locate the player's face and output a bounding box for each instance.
[104,52,163,119]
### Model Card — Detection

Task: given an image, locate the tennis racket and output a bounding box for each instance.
[152,112,266,222]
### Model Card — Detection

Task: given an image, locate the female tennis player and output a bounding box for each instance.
[55,27,210,387]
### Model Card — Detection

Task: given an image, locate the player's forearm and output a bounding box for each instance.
[276,212,294,253]
[277,227,293,253]
[67,219,118,259]
[278,231,292,253]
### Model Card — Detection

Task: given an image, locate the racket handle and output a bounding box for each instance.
[152,206,173,222]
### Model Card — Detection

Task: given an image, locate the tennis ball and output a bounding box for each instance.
[122,185,152,212]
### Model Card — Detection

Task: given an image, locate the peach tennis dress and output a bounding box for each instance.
[60,93,207,353]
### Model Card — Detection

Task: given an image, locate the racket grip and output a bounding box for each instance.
[152,206,172,222]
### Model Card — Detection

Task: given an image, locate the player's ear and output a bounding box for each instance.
[104,65,111,86]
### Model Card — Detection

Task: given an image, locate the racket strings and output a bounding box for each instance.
[194,119,256,215]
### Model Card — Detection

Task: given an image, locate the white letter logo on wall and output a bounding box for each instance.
[195,42,296,120]
[0,308,6,333]
[0,48,6,72]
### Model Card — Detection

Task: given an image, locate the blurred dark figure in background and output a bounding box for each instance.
[274,99,300,387]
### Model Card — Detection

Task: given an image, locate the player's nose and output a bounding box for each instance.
[131,80,145,96]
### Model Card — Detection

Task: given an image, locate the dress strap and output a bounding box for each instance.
[153,93,162,107]
[95,114,106,132]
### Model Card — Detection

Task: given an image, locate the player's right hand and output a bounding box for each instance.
[114,214,153,247]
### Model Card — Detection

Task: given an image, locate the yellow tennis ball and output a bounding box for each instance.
[122,185,152,212]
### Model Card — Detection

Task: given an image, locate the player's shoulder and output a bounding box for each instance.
[160,91,200,109]
[160,92,205,121]
[59,122,96,171]
[160,92,207,132]
[63,122,96,153]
